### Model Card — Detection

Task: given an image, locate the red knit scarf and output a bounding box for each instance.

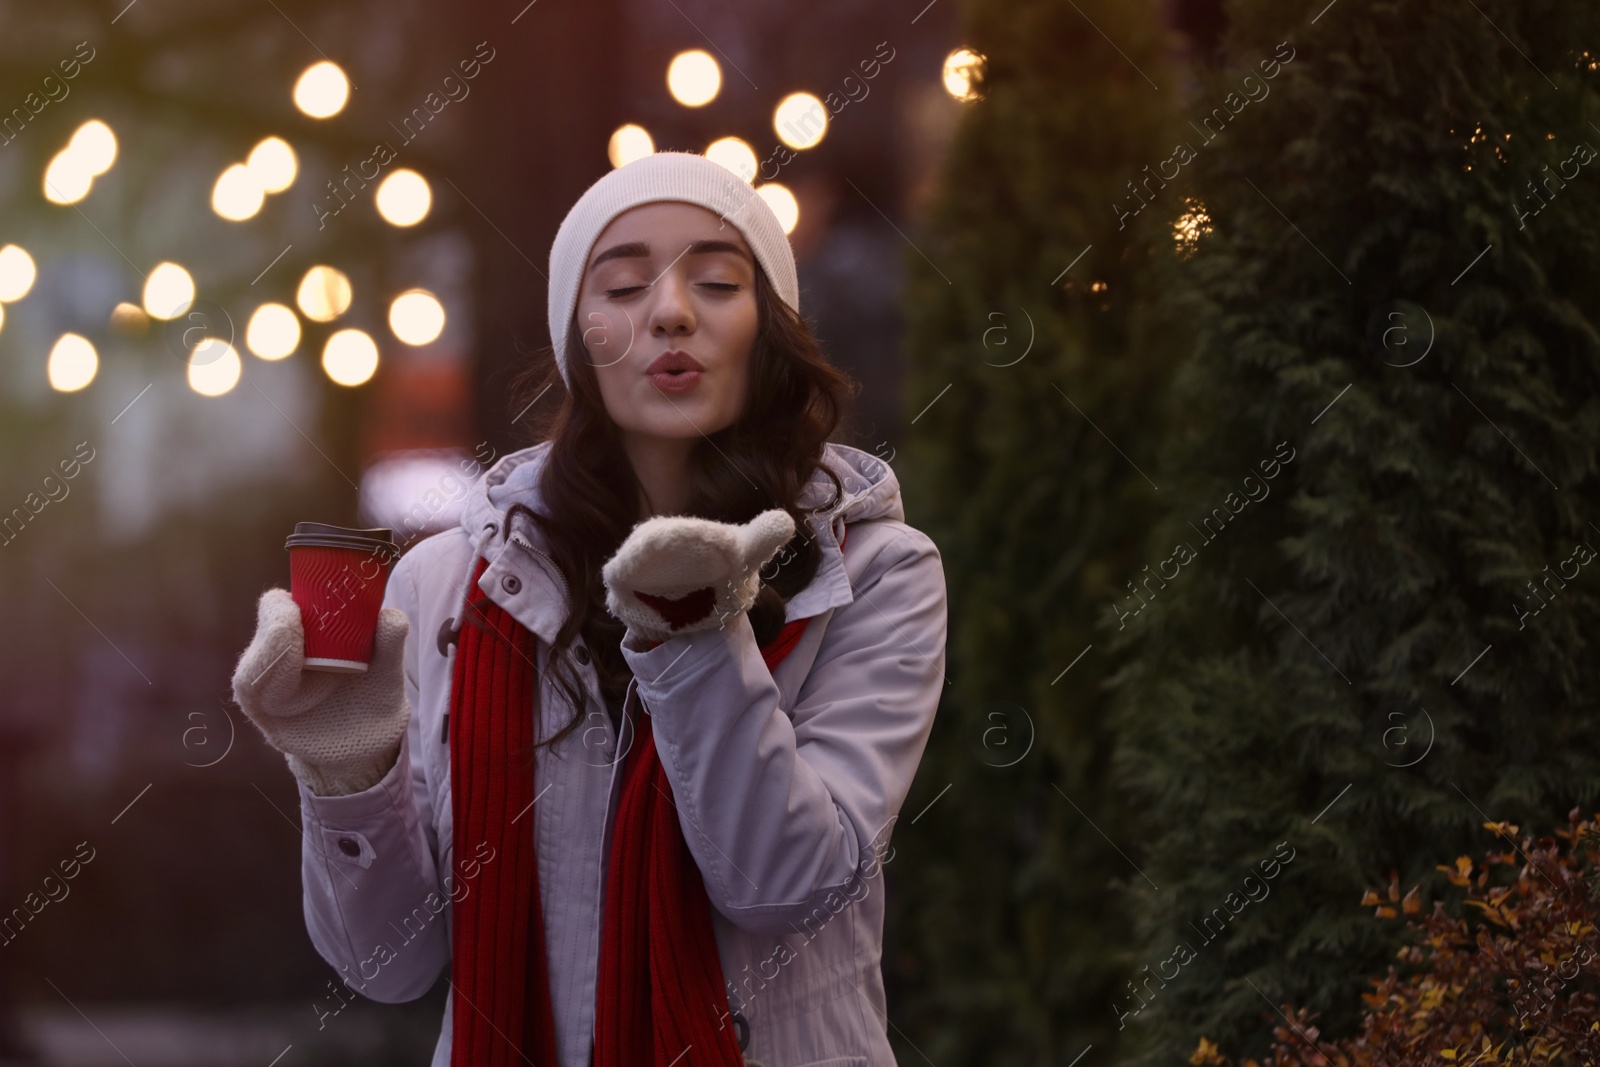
[448,534,830,1065]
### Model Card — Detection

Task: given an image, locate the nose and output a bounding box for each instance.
[646,266,695,338]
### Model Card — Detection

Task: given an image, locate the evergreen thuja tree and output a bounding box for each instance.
[889,0,1190,1063]
[1101,0,1600,1063]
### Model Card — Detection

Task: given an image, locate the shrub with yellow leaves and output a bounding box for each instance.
[1190,810,1600,1067]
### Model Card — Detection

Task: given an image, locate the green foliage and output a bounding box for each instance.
[890,0,1190,1061]
[1104,0,1600,1063]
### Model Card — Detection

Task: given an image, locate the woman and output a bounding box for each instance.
[231,151,948,1067]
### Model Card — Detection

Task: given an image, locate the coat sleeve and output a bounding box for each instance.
[618,520,947,936]
[294,549,451,1002]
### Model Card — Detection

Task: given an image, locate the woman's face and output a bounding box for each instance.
[574,201,761,446]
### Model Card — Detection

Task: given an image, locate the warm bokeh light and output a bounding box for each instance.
[42,150,94,204]
[212,163,265,221]
[774,93,828,149]
[375,169,430,226]
[608,124,655,169]
[109,301,148,334]
[187,342,242,397]
[143,262,196,320]
[247,137,298,193]
[296,265,352,322]
[1174,199,1213,257]
[42,120,117,204]
[294,61,351,119]
[0,245,37,302]
[247,302,301,360]
[756,182,799,234]
[943,48,985,102]
[0,303,5,336]
[69,120,118,176]
[667,50,721,107]
[388,289,445,346]
[322,328,379,386]
[705,137,758,183]
[47,333,98,392]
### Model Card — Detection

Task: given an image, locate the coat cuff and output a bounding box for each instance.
[618,612,764,712]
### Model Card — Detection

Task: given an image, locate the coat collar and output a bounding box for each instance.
[457,440,903,644]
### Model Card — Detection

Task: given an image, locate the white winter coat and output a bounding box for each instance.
[293,440,948,1066]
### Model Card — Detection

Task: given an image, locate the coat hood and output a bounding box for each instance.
[459,439,904,624]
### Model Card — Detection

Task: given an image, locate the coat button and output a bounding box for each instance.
[337,837,360,857]
[574,644,591,665]
[501,574,521,595]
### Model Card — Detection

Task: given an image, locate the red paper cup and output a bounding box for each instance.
[285,523,400,674]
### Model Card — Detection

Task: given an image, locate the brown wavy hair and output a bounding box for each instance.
[493,261,858,754]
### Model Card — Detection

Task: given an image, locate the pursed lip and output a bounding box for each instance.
[645,350,705,375]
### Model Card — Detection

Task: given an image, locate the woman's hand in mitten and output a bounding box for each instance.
[601,509,796,645]
[230,588,411,797]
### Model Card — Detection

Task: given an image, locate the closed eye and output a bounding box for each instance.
[604,282,742,298]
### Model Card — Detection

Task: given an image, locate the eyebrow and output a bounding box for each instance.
[588,239,754,271]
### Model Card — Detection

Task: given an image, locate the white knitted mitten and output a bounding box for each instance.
[230,588,411,797]
[601,509,796,645]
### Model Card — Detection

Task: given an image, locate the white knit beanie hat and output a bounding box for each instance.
[546,151,800,390]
